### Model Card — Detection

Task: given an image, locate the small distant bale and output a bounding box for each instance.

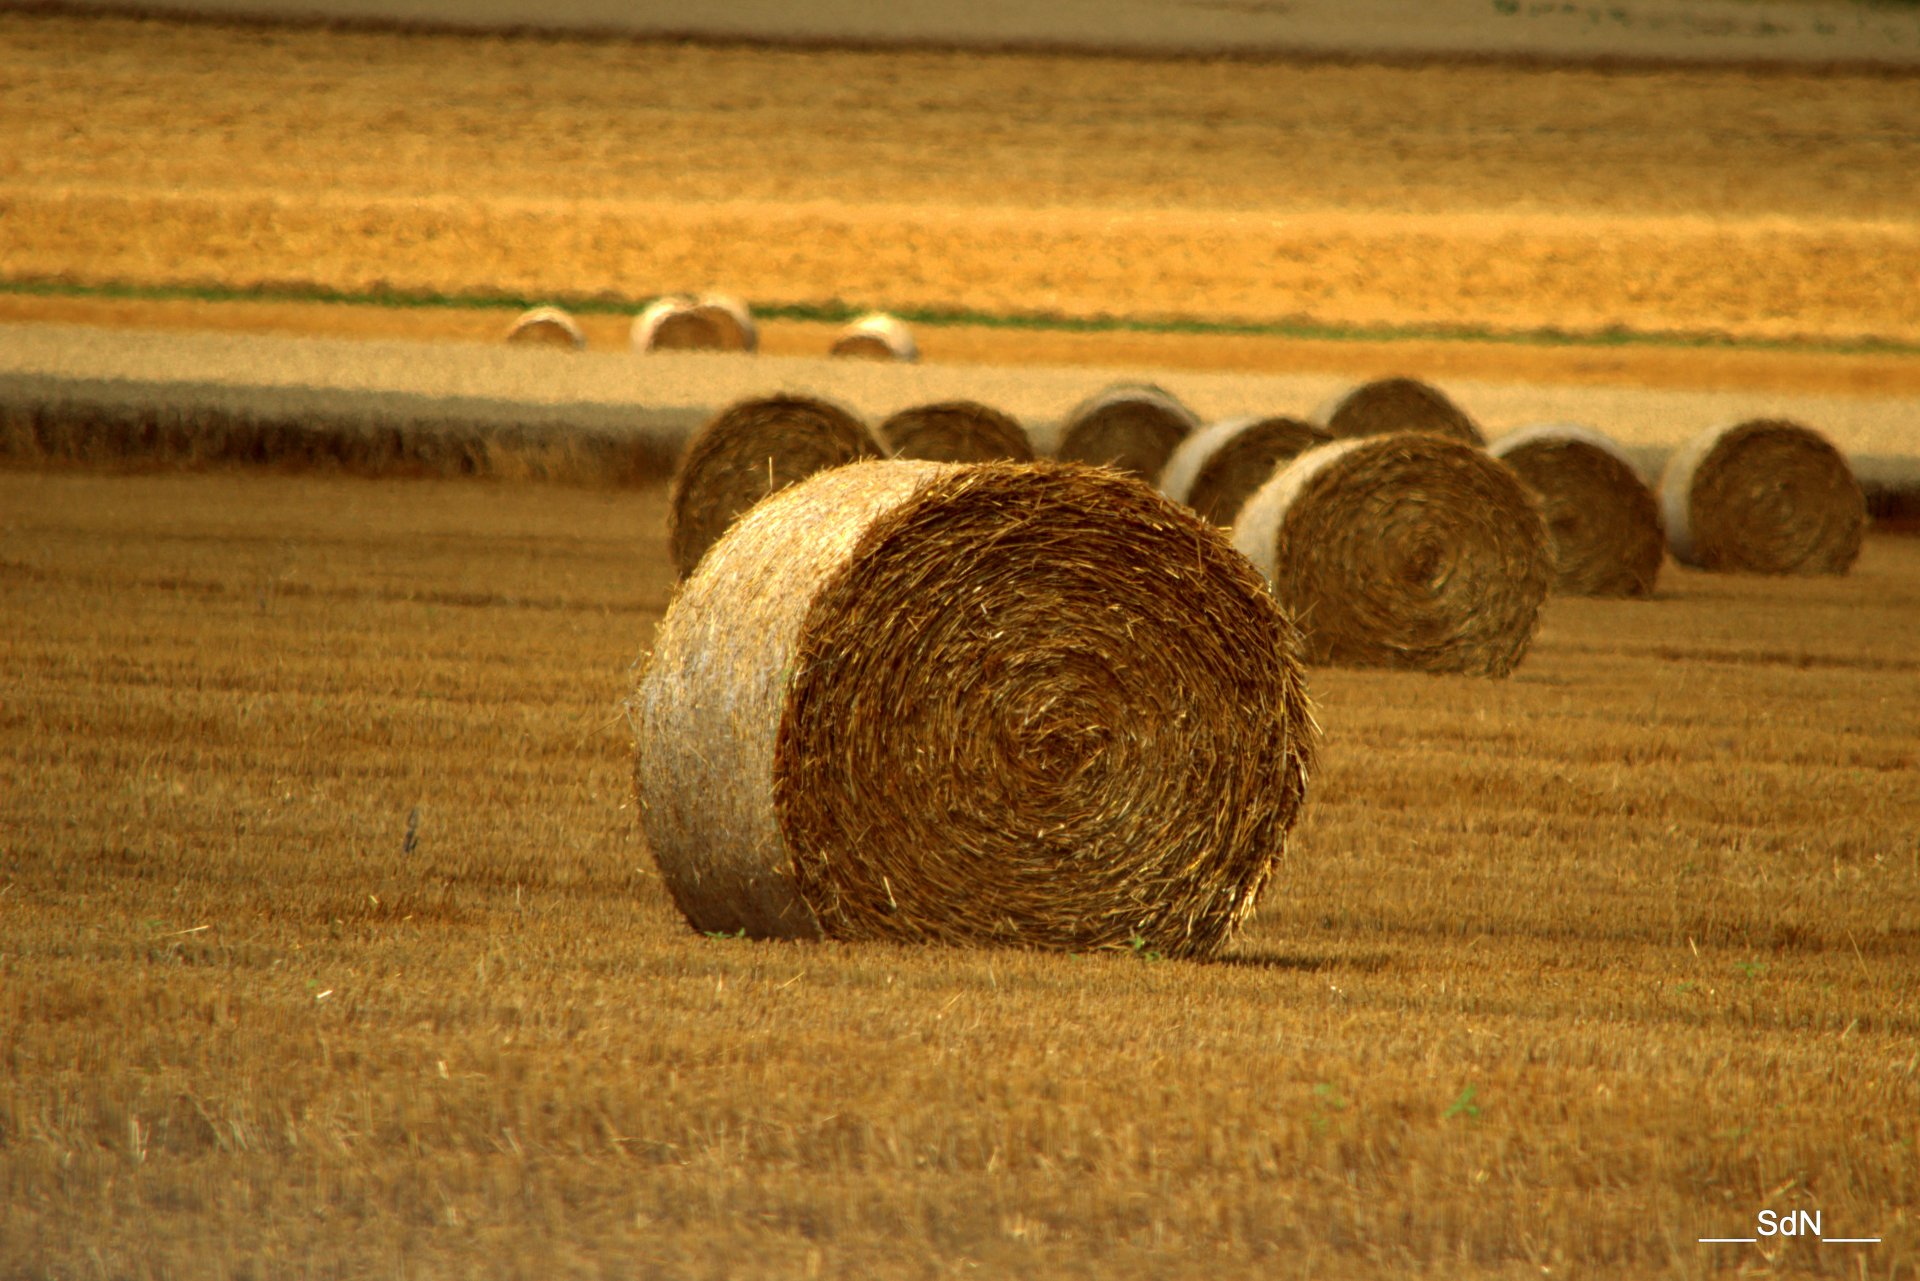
[1232,433,1552,677]
[1159,414,1331,528]
[631,296,725,352]
[1318,376,1484,446]
[1490,424,1665,597]
[1053,382,1200,483]
[690,293,759,353]
[831,313,918,362]
[878,400,1034,464]
[633,459,1318,958]
[504,305,586,350]
[1659,419,1865,574]
[666,393,883,577]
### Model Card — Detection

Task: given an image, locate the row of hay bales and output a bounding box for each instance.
[506,300,920,361]
[633,376,1867,960]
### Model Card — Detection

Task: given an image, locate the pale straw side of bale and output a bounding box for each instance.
[831,313,919,362]
[504,305,586,350]
[1318,376,1484,446]
[1052,382,1200,483]
[667,393,883,577]
[1159,413,1331,528]
[631,296,726,352]
[1660,419,1866,574]
[634,458,1318,958]
[1489,423,1665,597]
[691,293,759,353]
[878,399,1034,463]
[1233,433,1552,676]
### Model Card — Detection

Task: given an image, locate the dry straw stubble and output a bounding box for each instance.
[1660,419,1866,574]
[666,393,883,577]
[504,305,586,350]
[1490,423,1665,597]
[831,313,919,361]
[1319,376,1485,445]
[877,400,1034,464]
[1051,382,1200,482]
[1233,433,1552,676]
[634,459,1318,959]
[1159,413,1332,528]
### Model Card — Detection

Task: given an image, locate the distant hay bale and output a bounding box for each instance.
[667,393,883,577]
[1660,419,1865,574]
[631,296,725,352]
[1233,433,1552,676]
[1318,377,1484,446]
[878,400,1034,463]
[633,459,1318,958]
[1490,424,1665,597]
[690,293,759,353]
[831,313,918,362]
[1053,382,1200,482]
[504,305,586,350]
[1159,414,1331,527]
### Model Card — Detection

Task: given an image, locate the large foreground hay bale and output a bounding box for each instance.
[1053,382,1199,482]
[667,393,883,577]
[1233,433,1551,676]
[1159,414,1331,528]
[878,400,1034,463]
[634,459,1317,958]
[1490,424,1665,597]
[1659,419,1865,574]
[831,313,918,362]
[1318,377,1484,446]
[504,305,586,350]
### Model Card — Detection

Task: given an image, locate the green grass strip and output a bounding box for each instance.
[7,275,1919,359]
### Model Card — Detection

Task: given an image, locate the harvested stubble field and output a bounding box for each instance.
[2,468,1917,1279]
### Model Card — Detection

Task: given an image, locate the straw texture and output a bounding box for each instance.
[1053,382,1199,482]
[878,400,1034,463]
[504,305,586,350]
[831,313,919,362]
[1159,414,1331,527]
[1490,424,1665,597]
[666,393,883,577]
[1233,433,1552,677]
[1660,419,1866,574]
[634,459,1318,958]
[1319,377,1484,446]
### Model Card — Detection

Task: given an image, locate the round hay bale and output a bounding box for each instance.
[504,305,586,350]
[1159,414,1331,528]
[1489,424,1665,597]
[1232,433,1551,676]
[634,459,1318,958]
[667,393,883,577]
[690,293,759,353]
[878,400,1034,464]
[1318,377,1484,446]
[831,313,918,362]
[1660,419,1865,574]
[1051,382,1199,483]
[631,297,726,352]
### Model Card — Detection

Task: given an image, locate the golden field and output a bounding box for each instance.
[2,470,1917,1279]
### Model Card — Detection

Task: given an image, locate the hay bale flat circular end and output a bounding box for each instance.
[1660,420,1865,574]
[667,394,883,577]
[1053,383,1200,483]
[878,400,1034,463]
[505,306,586,350]
[1233,433,1551,676]
[1318,377,1484,446]
[635,459,1317,958]
[1490,424,1664,597]
[1160,414,1332,528]
[691,293,759,353]
[631,297,726,352]
[831,313,918,362]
